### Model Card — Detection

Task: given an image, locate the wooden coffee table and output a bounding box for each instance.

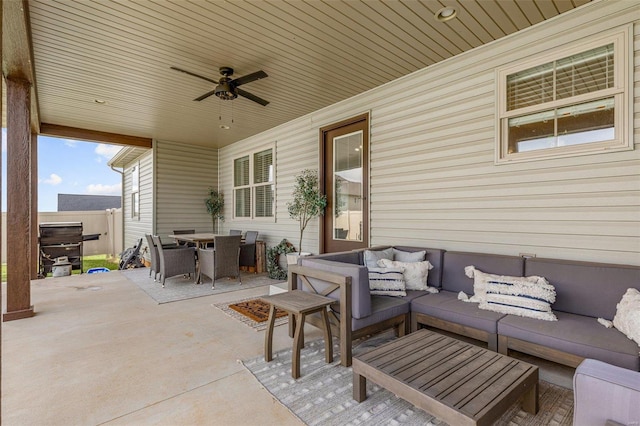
[353,329,538,426]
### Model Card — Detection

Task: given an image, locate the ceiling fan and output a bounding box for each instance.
[170,66,269,106]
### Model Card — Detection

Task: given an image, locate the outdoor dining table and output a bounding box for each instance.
[168,233,225,249]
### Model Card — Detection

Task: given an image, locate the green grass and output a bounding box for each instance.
[1,254,121,282]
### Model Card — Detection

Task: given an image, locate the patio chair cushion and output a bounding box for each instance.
[498,311,640,370]
[411,290,506,334]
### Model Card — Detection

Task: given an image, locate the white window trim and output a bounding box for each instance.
[232,145,276,221]
[495,25,632,164]
[131,163,140,220]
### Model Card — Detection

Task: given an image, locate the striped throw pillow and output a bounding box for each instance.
[368,267,406,297]
[477,272,557,321]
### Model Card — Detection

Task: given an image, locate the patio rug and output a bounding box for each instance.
[213,297,289,331]
[229,299,288,322]
[242,337,574,426]
[121,267,285,304]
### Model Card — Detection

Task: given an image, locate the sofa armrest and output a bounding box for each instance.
[573,359,640,426]
[299,258,371,318]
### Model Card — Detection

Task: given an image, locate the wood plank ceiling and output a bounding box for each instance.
[16,0,590,148]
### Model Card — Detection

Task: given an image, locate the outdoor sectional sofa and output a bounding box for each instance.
[294,246,640,372]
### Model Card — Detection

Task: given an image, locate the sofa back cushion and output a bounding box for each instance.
[393,246,444,288]
[299,258,371,319]
[525,258,640,319]
[305,250,361,265]
[442,251,524,294]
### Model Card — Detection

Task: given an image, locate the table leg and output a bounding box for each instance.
[320,308,333,363]
[292,313,305,379]
[264,304,277,362]
[522,381,539,414]
[353,372,367,402]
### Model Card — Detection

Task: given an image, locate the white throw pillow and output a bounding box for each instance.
[368,267,406,297]
[363,248,393,269]
[466,266,557,321]
[377,259,436,292]
[613,288,640,346]
[465,265,546,304]
[393,248,426,263]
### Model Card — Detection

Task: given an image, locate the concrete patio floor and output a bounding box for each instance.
[2,270,575,425]
[2,270,313,425]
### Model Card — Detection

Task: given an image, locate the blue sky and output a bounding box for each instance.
[1,128,123,212]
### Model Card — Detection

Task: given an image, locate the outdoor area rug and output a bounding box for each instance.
[242,338,574,425]
[229,299,288,322]
[121,267,285,304]
[213,297,289,331]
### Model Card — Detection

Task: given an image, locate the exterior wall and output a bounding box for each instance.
[154,140,218,239]
[220,1,640,265]
[2,209,123,263]
[123,150,154,250]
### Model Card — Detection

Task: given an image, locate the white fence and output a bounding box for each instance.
[1,209,124,263]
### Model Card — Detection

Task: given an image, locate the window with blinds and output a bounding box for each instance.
[496,27,630,162]
[233,147,274,219]
[254,149,274,217]
[234,156,250,217]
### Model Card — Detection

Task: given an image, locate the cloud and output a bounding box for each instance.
[95,144,121,160]
[1,128,6,152]
[86,182,122,195]
[63,139,78,148]
[41,173,63,185]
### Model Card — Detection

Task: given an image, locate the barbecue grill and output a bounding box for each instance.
[39,222,100,276]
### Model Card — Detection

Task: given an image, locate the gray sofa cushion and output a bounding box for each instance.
[441,251,525,294]
[411,290,506,334]
[350,295,409,332]
[498,311,640,371]
[525,257,640,319]
[299,258,371,319]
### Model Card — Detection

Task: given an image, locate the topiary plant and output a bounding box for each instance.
[286,169,327,254]
[205,187,224,233]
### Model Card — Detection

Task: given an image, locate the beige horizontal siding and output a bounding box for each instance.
[155,140,218,240]
[218,1,640,265]
[123,150,153,250]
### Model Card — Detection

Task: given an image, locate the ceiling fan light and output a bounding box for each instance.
[214,82,238,100]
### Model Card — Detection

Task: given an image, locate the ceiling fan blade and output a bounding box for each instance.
[194,89,217,102]
[237,88,269,106]
[232,70,268,87]
[170,66,219,84]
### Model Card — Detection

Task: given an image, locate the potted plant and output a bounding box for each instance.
[286,169,327,264]
[205,187,224,233]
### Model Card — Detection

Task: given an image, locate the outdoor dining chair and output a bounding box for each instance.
[229,229,242,235]
[153,235,196,287]
[197,234,242,288]
[145,234,181,281]
[240,231,258,269]
[172,229,196,247]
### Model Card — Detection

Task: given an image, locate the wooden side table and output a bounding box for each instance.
[261,290,335,379]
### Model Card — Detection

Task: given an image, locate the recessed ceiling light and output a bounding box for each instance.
[435,7,457,22]
[94,99,106,104]
[219,125,230,130]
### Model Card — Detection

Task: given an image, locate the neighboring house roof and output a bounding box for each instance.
[57,194,121,212]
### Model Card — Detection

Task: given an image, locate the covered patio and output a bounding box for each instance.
[2,1,638,424]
